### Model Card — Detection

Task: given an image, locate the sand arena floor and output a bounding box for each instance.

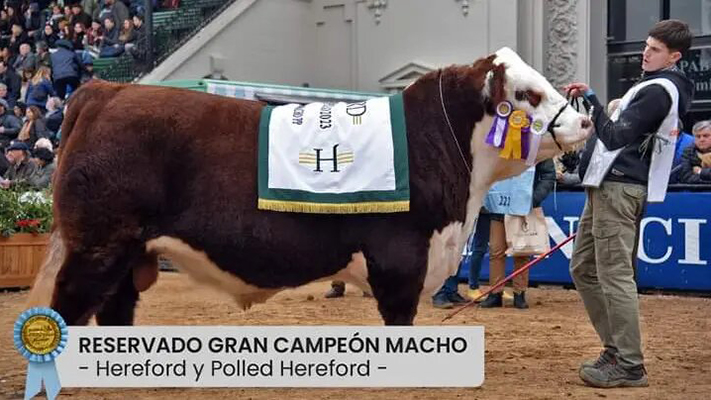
[1,272,709,399]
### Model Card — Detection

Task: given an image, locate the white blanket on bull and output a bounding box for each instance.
[258,95,410,214]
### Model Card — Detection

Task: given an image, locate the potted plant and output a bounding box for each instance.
[0,189,53,288]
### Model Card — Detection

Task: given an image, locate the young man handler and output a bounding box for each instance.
[564,19,694,388]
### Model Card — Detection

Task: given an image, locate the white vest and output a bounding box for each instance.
[582,78,679,203]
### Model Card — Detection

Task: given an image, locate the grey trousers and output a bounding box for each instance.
[570,181,646,368]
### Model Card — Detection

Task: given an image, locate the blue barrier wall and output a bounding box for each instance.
[458,191,711,292]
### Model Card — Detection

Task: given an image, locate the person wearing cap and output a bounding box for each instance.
[0,98,22,150]
[27,146,55,189]
[1,141,37,189]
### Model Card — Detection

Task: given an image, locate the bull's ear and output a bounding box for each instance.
[486,63,507,106]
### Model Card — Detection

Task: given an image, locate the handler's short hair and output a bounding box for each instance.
[648,19,692,55]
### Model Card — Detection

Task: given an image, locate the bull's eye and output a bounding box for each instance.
[515,90,528,102]
[526,90,543,107]
[515,89,543,108]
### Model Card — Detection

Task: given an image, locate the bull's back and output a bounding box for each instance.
[55,82,265,247]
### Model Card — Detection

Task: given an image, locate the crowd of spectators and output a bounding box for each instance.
[0,0,179,191]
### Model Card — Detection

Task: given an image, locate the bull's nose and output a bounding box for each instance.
[581,117,592,130]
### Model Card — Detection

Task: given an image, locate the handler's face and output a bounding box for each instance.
[642,37,681,72]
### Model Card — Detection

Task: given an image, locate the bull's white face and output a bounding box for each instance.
[450,48,595,271]
[487,47,592,160]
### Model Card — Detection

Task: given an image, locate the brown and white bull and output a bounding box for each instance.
[28,47,591,325]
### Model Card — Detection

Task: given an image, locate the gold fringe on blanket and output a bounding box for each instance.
[258,199,410,214]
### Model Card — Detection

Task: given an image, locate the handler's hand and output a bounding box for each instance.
[563,83,590,98]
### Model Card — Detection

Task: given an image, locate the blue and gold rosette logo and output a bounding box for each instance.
[14,307,67,400]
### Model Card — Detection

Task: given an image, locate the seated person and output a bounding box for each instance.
[0,98,22,149]
[669,130,695,183]
[44,96,63,140]
[679,120,711,184]
[1,141,37,189]
[98,16,123,57]
[27,147,56,189]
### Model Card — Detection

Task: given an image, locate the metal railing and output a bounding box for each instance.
[96,0,237,82]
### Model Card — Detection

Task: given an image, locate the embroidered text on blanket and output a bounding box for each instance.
[258,95,409,214]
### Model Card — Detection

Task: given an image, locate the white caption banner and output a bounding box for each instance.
[53,326,484,388]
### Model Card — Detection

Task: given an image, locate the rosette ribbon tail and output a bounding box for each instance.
[25,361,61,400]
[499,124,521,159]
[526,117,548,166]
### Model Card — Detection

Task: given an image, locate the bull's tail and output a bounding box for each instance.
[25,229,67,308]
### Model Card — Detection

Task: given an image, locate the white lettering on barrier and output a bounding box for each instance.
[54,327,485,388]
[679,219,707,265]
[546,217,708,265]
[638,218,673,264]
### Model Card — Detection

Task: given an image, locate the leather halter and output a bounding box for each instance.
[546,89,589,151]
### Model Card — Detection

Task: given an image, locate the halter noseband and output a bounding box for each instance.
[546,89,589,151]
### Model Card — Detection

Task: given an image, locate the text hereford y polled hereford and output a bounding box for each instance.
[78,335,469,354]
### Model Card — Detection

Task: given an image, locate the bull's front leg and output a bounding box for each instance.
[363,231,429,325]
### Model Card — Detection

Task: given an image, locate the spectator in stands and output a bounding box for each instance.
[0,9,10,36]
[0,83,8,107]
[71,22,86,50]
[679,120,711,183]
[25,66,54,111]
[6,6,24,33]
[27,146,55,189]
[49,40,82,99]
[86,18,103,53]
[43,96,62,141]
[99,0,129,31]
[669,130,694,183]
[128,12,145,61]
[48,4,64,29]
[83,0,100,21]
[119,18,135,48]
[99,15,123,57]
[9,23,28,55]
[0,150,7,176]
[70,3,92,29]
[0,98,22,149]
[24,3,44,39]
[34,40,50,67]
[57,19,71,41]
[36,23,58,48]
[13,43,38,75]
[0,141,37,189]
[16,105,48,148]
[13,101,26,120]
[1,46,17,70]
[79,56,95,83]
[33,137,53,152]
[0,59,21,108]
[63,5,72,21]
[480,159,557,309]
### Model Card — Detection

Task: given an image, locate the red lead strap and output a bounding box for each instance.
[441,233,577,322]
